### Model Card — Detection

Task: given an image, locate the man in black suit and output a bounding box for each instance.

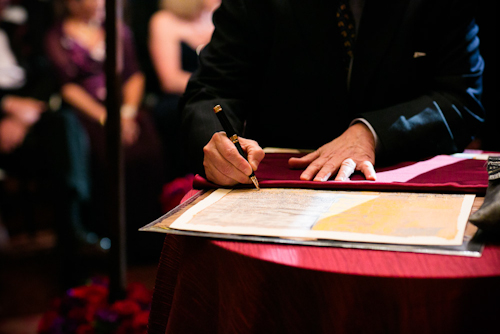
[179,0,484,186]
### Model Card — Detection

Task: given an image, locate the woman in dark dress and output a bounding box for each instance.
[45,0,165,262]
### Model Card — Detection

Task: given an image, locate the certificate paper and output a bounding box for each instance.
[167,188,474,246]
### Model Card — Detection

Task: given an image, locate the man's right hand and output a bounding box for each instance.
[203,131,265,186]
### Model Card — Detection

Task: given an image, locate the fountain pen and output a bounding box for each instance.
[213,105,260,190]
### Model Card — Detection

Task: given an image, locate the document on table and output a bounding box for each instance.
[164,188,474,246]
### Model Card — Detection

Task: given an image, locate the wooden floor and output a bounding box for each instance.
[0,229,159,334]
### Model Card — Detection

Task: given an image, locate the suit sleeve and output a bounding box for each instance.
[179,0,265,175]
[361,1,484,161]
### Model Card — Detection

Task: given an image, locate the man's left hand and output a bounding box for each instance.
[288,123,377,181]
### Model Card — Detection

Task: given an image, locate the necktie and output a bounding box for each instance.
[336,0,356,70]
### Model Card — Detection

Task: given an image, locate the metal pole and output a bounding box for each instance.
[105,0,127,302]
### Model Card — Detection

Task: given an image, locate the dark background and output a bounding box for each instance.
[475,1,498,151]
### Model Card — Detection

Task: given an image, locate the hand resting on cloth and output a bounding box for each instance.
[469,156,500,233]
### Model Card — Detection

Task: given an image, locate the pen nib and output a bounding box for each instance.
[250,175,260,190]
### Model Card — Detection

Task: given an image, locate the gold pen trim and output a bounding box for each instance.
[229,134,239,144]
[213,104,260,190]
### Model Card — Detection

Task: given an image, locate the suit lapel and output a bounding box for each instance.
[350,0,411,100]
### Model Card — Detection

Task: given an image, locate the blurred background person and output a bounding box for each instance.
[0,0,50,158]
[148,0,219,184]
[0,0,93,287]
[0,0,52,245]
[45,0,165,264]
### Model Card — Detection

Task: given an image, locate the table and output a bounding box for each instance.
[147,153,500,333]
[147,196,500,334]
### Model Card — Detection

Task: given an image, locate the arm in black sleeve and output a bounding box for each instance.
[361,1,484,161]
[178,0,267,175]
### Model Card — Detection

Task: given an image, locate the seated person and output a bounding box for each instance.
[0,96,45,155]
[0,0,48,158]
[1,0,105,285]
[179,0,485,187]
[148,0,219,181]
[0,0,49,232]
[45,0,165,262]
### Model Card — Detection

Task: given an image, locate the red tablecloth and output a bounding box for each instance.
[149,234,500,334]
[148,153,500,334]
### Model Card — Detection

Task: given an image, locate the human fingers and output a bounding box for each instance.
[312,156,342,182]
[203,132,253,185]
[288,151,320,169]
[239,137,265,171]
[23,98,47,114]
[358,160,377,181]
[298,153,338,181]
[204,156,242,186]
[212,132,255,178]
[334,158,357,181]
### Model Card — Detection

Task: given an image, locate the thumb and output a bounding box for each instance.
[240,137,265,171]
[288,151,320,169]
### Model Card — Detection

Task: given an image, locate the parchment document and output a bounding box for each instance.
[168,188,475,246]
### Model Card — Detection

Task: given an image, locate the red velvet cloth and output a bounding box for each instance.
[193,153,489,194]
[148,153,500,334]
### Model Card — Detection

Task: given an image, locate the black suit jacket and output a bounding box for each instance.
[180,0,484,174]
